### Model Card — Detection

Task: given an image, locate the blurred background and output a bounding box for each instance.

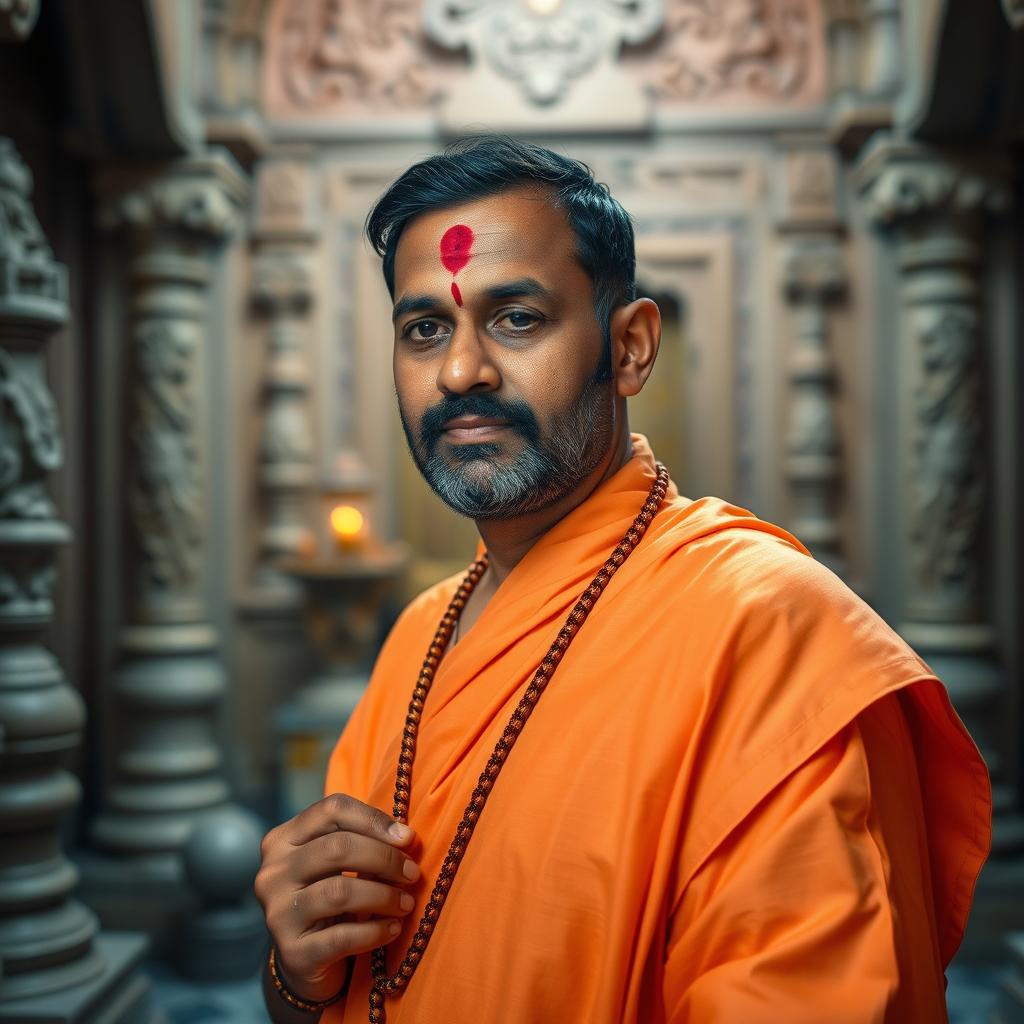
[0,0,1022,1020]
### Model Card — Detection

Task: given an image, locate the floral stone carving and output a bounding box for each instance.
[635,0,824,106]
[265,0,438,117]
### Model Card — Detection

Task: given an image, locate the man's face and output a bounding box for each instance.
[391,188,616,521]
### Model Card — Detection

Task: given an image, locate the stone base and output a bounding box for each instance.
[0,932,162,1024]
[74,852,198,962]
[173,899,267,982]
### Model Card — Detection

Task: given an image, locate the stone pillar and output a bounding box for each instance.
[780,242,846,575]
[251,245,315,595]
[858,138,1023,858]
[0,138,154,1021]
[246,155,320,603]
[859,0,903,99]
[88,153,248,887]
[778,145,848,578]
[825,0,863,98]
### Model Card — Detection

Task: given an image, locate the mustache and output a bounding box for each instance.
[418,393,541,449]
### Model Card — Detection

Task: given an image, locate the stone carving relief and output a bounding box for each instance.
[782,148,838,222]
[638,0,821,104]
[861,159,1011,225]
[0,139,67,306]
[266,0,438,118]
[909,307,985,598]
[100,174,242,237]
[424,0,662,107]
[0,348,61,520]
[255,159,314,234]
[263,0,826,127]
[0,139,67,526]
[130,319,203,593]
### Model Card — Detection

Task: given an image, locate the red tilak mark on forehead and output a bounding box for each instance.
[440,224,473,306]
[440,224,473,274]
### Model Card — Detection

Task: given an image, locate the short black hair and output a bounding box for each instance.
[365,135,636,341]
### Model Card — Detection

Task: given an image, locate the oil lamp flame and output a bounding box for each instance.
[330,504,364,549]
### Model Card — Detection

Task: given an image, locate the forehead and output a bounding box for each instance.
[392,188,580,288]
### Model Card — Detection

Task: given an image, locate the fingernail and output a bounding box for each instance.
[400,893,414,911]
[388,821,412,842]
[389,920,401,936]
[402,859,420,881]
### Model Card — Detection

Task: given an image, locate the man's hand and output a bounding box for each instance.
[255,793,420,1005]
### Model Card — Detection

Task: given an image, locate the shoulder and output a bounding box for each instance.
[635,495,925,678]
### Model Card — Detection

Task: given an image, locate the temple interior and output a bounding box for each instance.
[1,0,1022,1020]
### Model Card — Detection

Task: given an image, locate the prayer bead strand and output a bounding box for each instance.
[369,464,669,1022]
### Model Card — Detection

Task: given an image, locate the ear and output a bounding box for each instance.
[609,298,661,398]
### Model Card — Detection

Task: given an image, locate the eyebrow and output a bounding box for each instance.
[392,294,439,322]
[392,277,554,322]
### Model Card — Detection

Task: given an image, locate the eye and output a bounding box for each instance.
[493,309,543,333]
[406,319,450,343]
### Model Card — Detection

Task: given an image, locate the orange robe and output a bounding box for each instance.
[323,436,990,1023]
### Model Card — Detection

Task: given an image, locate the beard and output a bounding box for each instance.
[398,359,615,521]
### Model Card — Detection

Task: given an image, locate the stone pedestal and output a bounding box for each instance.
[0,137,155,1021]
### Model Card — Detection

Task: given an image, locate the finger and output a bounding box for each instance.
[294,876,415,931]
[280,793,415,849]
[298,830,420,887]
[300,916,405,965]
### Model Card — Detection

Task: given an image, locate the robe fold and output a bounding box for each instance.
[321,435,990,1023]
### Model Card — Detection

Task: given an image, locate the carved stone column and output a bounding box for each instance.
[89,153,248,879]
[777,145,848,578]
[0,138,154,1021]
[251,246,315,595]
[859,0,902,99]
[858,138,1023,856]
[826,0,893,154]
[781,239,847,576]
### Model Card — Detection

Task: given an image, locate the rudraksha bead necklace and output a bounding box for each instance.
[368,464,670,1022]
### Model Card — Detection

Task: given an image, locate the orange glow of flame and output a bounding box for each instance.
[329,504,364,541]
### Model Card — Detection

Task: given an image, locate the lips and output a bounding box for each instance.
[442,416,509,441]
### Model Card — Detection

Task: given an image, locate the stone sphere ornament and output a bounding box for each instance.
[177,806,267,980]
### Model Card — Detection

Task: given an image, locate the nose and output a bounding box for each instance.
[436,323,501,395]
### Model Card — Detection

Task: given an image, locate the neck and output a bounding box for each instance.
[473,428,634,592]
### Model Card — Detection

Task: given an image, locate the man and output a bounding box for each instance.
[255,136,990,1023]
